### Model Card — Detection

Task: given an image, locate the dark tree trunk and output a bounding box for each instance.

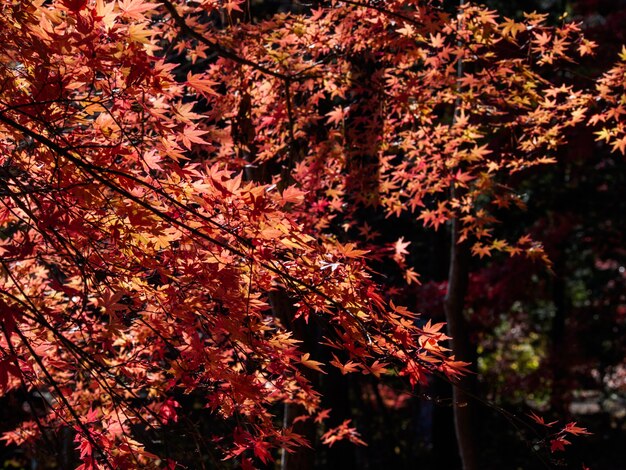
[280,402,316,470]
[443,216,478,470]
[269,291,317,470]
[549,260,570,416]
[444,0,479,464]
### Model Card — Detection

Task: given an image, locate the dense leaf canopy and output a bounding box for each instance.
[0,0,622,468]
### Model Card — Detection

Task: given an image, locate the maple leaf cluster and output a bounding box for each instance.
[527,411,592,456]
[186,2,606,270]
[0,0,621,467]
[591,46,626,155]
[0,1,467,467]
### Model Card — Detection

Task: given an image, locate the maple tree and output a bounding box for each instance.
[0,0,622,468]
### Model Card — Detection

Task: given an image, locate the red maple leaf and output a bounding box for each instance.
[550,437,571,453]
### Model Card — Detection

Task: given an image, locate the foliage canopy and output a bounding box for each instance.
[0,0,622,467]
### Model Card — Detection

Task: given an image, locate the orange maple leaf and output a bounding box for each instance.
[186,71,219,97]
[527,411,557,427]
[118,0,159,19]
[300,353,326,374]
[181,125,210,149]
[330,354,360,375]
[563,422,591,436]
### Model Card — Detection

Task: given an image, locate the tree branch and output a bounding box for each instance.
[159,0,291,81]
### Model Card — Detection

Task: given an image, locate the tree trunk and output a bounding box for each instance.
[269,291,316,470]
[549,259,569,415]
[443,216,478,470]
[280,402,315,470]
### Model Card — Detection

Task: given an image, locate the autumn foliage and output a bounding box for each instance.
[0,0,621,468]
